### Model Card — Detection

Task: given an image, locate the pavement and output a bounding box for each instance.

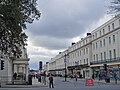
[78,78,120,85]
[1,78,48,88]
[1,77,120,88]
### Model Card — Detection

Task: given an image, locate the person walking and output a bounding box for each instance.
[49,73,54,88]
[75,73,78,81]
[114,73,117,84]
[13,72,17,80]
[38,74,41,83]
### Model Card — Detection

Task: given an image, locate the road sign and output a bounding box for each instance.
[85,78,94,86]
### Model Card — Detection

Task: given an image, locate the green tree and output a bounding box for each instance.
[0,0,41,57]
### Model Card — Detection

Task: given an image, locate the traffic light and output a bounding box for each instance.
[103,64,107,71]
[1,60,4,70]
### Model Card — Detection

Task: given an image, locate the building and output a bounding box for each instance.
[90,15,120,79]
[48,15,120,79]
[67,33,92,78]
[0,45,29,85]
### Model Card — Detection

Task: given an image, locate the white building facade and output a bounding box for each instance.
[91,15,120,79]
[48,15,120,79]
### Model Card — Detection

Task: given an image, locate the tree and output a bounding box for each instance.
[108,0,120,15]
[0,0,41,57]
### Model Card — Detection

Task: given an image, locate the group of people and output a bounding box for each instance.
[92,72,118,84]
[36,72,54,88]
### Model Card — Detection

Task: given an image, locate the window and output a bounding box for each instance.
[109,37,111,44]
[103,39,105,46]
[86,40,87,44]
[80,50,81,56]
[95,33,97,38]
[100,41,102,47]
[113,35,115,43]
[104,52,106,60]
[112,23,114,30]
[119,19,120,26]
[100,30,101,36]
[84,48,85,55]
[86,58,88,64]
[84,59,85,64]
[86,48,88,54]
[103,29,105,34]
[94,55,95,61]
[96,54,98,61]
[80,60,81,65]
[109,50,112,59]
[108,25,110,31]
[113,49,116,59]
[83,40,85,45]
[77,51,79,57]
[101,53,103,60]
[93,43,95,50]
[93,35,95,39]
[96,42,97,49]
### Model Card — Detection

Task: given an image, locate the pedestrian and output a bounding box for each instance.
[114,73,117,84]
[13,72,17,80]
[75,73,78,81]
[38,74,41,83]
[43,71,46,85]
[49,73,54,88]
[92,74,94,79]
[99,73,102,81]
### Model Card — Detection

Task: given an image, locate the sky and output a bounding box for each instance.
[25,0,113,70]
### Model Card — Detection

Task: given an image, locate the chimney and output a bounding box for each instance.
[81,38,84,40]
[72,42,75,45]
[87,33,91,36]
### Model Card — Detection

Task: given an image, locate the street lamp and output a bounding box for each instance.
[64,54,67,81]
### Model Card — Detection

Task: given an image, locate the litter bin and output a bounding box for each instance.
[28,74,32,85]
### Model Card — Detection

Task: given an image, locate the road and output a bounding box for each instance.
[0,77,120,90]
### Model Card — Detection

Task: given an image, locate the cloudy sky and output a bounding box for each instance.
[25,0,113,70]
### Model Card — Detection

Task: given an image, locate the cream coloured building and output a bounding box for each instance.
[49,50,69,76]
[91,15,120,79]
[48,34,92,78]
[67,33,92,78]
[48,15,120,79]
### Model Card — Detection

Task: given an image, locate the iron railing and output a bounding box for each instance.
[90,57,120,65]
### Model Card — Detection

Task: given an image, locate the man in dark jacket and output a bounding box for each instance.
[49,73,54,88]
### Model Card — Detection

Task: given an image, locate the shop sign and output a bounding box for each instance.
[85,78,94,86]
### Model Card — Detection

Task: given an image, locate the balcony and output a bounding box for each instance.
[67,63,89,69]
[90,57,120,65]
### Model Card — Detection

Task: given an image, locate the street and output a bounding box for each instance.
[0,77,120,90]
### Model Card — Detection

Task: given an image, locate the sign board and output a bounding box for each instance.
[85,78,94,86]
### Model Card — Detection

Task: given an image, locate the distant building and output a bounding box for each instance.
[39,61,42,70]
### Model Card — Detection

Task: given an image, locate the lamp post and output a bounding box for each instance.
[64,54,67,81]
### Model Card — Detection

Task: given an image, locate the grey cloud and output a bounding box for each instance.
[29,36,71,50]
[28,0,107,38]
[27,0,109,50]
[26,0,110,69]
